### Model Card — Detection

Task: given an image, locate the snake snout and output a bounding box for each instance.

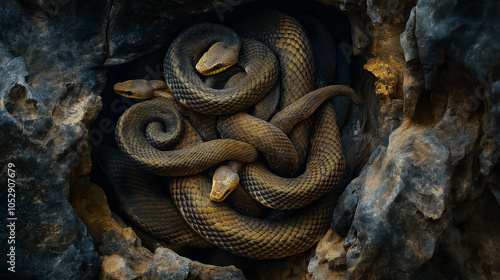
[196,42,240,76]
[114,79,155,99]
[210,165,240,202]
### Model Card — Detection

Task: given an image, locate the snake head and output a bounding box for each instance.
[114,79,171,100]
[196,42,240,76]
[114,79,157,99]
[210,165,240,202]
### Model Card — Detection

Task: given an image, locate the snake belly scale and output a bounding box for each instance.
[109,10,359,259]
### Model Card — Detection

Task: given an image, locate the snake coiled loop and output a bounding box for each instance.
[115,100,258,177]
[110,10,360,260]
[164,23,280,115]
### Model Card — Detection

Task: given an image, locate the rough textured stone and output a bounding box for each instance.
[100,255,140,280]
[413,0,500,89]
[307,229,348,279]
[410,0,500,154]
[0,48,100,279]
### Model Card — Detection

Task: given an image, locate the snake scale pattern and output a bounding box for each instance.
[99,9,362,259]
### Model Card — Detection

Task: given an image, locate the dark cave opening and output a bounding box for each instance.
[88,0,367,278]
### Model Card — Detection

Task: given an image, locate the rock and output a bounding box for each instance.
[431,187,500,280]
[100,255,140,280]
[145,248,246,280]
[0,1,110,278]
[400,7,418,64]
[412,0,500,89]
[407,0,500,148]
[144,248,191,280]
[307,229,348,280]
[311,60,500,280]
[0,49,100,279]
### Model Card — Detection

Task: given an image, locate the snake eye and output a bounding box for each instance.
[211,63,223,71]
[209,63,230,74]
[197,61,231,76]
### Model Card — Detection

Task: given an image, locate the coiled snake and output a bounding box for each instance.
[103,10,362,259]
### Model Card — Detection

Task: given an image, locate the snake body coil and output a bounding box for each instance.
[164,23,279,115]
[109,10,359,259]
[115,100,258,177]
[170,173,334,259]
[91,145,212,248]
[236,10,317,168]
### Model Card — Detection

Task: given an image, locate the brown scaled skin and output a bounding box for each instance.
[212,85,362,202]
[114,11,362,259]
[114,79,188,116]
[114,79,168,99]
[196,41,241,76]
[115,100,259,177]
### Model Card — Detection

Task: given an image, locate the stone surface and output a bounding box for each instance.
[100,255,140,280]
[0,48,100,279]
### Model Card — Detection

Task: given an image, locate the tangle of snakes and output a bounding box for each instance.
[93,10,362,259]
